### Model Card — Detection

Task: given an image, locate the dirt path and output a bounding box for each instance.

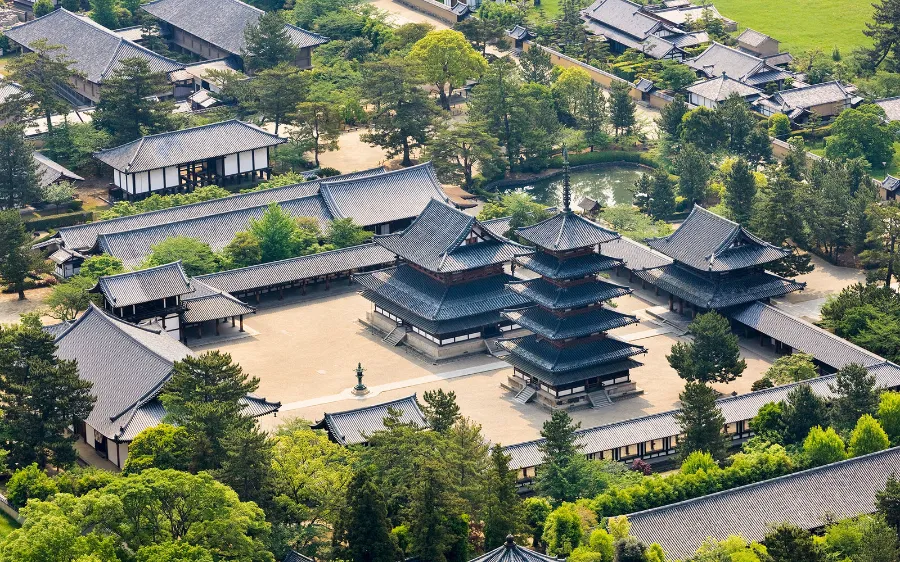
[0,287,53,326]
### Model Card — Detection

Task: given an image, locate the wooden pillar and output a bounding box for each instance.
[679,298,684,314]
[161,316,166,329]
[628,271,634,282]
[215,319,220,336]
[655,286,660,296]
[669,294,674,311]
[231,316,235,327]
[325,277,330,290]
[279,287,283,300]
[197,325,202,338]
[239,315,244,332]
[256,291,260,303]
[302,280,307,295]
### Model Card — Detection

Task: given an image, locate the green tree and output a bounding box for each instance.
[477,192,551,234]
[361,57,437,166]
[680,450,719,474]
[613,537,648,562]
[409,29,487,110]
[143,236,221,276]
[7,40,79,134]
[519,46,552,86]
[6,464,58,509]
[243,11,298,72]
[32,0,54,17]
[293,0,361,28]
[820,514,899,562]
[408,458,464,562]
[250,202,305,263]
[768,113,792,138]
[420,389,461,434]
[247,63,306,135]
[45,276,95,321]
[534,410,588,503]
[160,351,261,471]
[681,107,726,153]
[647,168,675,220]
[454,7,508,56]
[656,94,688,138]
[762,353,817,386]
[483,445,520,550]
[90,0,117,28]
[223,230,263,269]
[826,105,897,168]
[717,94,757,156]
[750,401,786,444]
[763,523,823,562]
[863,0,900,68]
[425,121,503,187]
[674,143,710,205]
[667,311,747,384]
[608,81,636,138]
[216,423,273,506]
[79,255,124,279]
[877,475,900,533]
[861,202,900,288]
[723,158,756,225]
[782,383,828,444]
[658,62,697,91]
[581,82,609,152]
[0,211,46,300]
[0,316,95,468]
[849,413,890,456]
[333,468,400,562]
[878,391,900,443]
[552,67,592,120]
[674,382,728,461]
[0,125,40,210]
[829,363,880,431]
[293,101,342,167]
[93,58,176,144]
[41,180,76,210]
[123,424,193,474]
[543,503,584,557]
[803,426,846,466]
[326,218,370,249]
[523,497,552,552]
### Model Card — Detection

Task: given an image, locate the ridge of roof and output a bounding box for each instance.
[322,393,420,419]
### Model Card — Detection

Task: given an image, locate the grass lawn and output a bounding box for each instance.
[0,510,19,540]
[808,141,900,180]
[530,0,562,21]
[713,0,874,54]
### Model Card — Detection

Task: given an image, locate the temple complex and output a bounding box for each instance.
[634,205,805,315]
[499,155,646,410]
[355,199,532,360]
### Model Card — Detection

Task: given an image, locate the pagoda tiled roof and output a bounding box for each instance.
[374,199,530,273]
[499,334,645,374]
[514,251,622,280]
[516,211,620,251]
[505,353,643,387]
[354,264,529,324]
[468,536,561,562]
[634,264,805,309]
[503,306,638,340]
[645,206,790,272]
[507,277,631,310]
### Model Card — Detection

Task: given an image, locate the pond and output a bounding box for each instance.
[499,165,647,208]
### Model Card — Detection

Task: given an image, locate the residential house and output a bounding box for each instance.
[756,80,857,123]
[685,73,763,108]
[881,175,900,200]
[686,42,791,89]
[735,28,779,57]
[142,0,327,70]
[393,0,469,25]
[644,2,737,31]
[4,9,188,104]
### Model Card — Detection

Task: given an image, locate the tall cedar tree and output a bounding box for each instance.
[861,202,900,288]
[534,410,585,503]
[334,469,401,562]
[829,363,880,431]
[243,11,299,72]
[648,167,676,220]
[469,57,521,170]
[483,445,521,549]
[0,125,40,209]
[724,158,756,225]
[93,58,175,144]
[0,211,46,300]
[718,94,757,156]
[674,381,728,461]
[408,458,464,562]
[657,94,688,138]
[421,389,461,433]
[608,81,636,138]
[864,0,900,68]
[248,63,307,135]
[0,315,94,468]
[782,383,828,444]
[408,29,487,111]
[580,82,607,152]
[216,423,273,506]
[160,350,261,471]
[362,58,437,166]
[877,475,900,533]
[6,40,78,133]
[674,143,710,205]
[668,311,747,384]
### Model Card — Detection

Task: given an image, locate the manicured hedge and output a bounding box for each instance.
[25,211,93,231]
[546,150,660,169]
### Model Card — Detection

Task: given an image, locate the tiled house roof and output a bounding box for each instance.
[686,74,763,102]
[90,261,194,308]
[770,81,852,110]
[468,536,562,562]
[686,42,790,85]
[33,152,84,187]
[311,394,427,445]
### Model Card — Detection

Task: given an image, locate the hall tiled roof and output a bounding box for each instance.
[182,279,255,324]
[90,261,193,308]
[311,394,427,445]
[142,0,326,56]
[645,205,790,272]
[600,236,673,271]
[33,152,84,187]
[581,0,661,43]
[93,120,285,173]
[499,334,645,374]
[883,175,900,193]
[469,536,561,562]
[374,199,530,273]
[355,265,529,326]
[516,211,620,251]
[196,243,395,294]
[735,28,773,48]
[507,277,632,309]
[319,163,450,227]
[503,360,900,471]
[52,167,385,251]
[634,264,804,309]
[514,251,622,280]
[628,448,900,560]
[729,301,883,369]
[505,353,643,387]
[503,306,638,340]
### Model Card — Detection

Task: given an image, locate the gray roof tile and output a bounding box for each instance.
[182,279,255,324]
[582,0,660,41]
[93,120,285,173]
[33,152,84,187]
[687,42,789,84]
[736,28,773,48]
[516,211,620,251]
[469,538,561,562]
[311,394,427,445]
[600,236,673,271]
[772,81,852,110]
[686,74,762,102]
[876,96,900,121]
[142,0,326,55]
[503,305,638,340]
[5,9,184,83]
[90,261,194,308]
[507,277,632,309]
[500,334,646,373]
[628,447,900,560]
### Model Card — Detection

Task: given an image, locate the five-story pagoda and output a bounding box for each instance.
[499,154,646,410]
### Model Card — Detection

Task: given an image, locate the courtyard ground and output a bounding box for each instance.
[367,0,449,29]
[0,288,53,326]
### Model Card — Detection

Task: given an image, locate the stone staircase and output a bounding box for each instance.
[485,338,510,358]
[382,325,409,346]
[513,386,537,404]
[588,388,613,409]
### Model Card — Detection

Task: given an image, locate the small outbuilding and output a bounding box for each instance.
[311,394,428,446]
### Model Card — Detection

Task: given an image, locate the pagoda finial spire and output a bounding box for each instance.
[562,145,571,213]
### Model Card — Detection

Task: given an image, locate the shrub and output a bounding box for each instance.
[7,463,58,509]
[802,426,846,467]
[630,459,652,475]
[24,211,93,231]
[680,450,718,475]
[849,414,891,456]
[543,503,586,556]
[878,391,900,444]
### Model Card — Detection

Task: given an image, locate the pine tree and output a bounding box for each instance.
[674,382,727,461]
[667,311,747,384]
[519,46,552,86]
[0,211,46,300]
[216,423,273,506]
[863,0,900,68]
[93,58,175,144]
[608,81,636,138]
[90,0,118,29]
[580,82,607,152]
[483,445,521,550]
[32,0,54,17]
[243,11,299,72]
[724,158,756,225]
[421,389,461,433]
[534,410,587,503]
[782,383,828,444]
[656,94,688,138]
[829,363,880,431]
[648,168,675,220]
[0,124,40,210]
[764,523,824,562]
[877,475,900,533]
[408,458,462,562]
[334,469,401,562]
[674,143,710,205]
[6,40,77,134]
[632,172,653,214]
